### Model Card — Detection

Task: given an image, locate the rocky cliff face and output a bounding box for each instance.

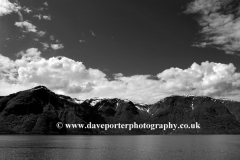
[0,86,240,134]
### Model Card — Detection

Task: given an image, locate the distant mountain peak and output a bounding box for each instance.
[31,85,49,91]
[29,85,53,95]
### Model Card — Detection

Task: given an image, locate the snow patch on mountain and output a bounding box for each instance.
[90,99,101,106]
[191,97,194,110]
[135,106,147,112]
[72,98,84,104]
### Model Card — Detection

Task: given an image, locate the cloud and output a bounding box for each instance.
[33,38,39,41]
[43,2,49,7]
[15,21,37,32]
[157,61,240,97]
[79,40,86,43]
[14,21,46,37]
[50,35,55,40]
[0,0,50,40]
[0,48,106,95]
[33,14,41,20]
[51,44,64,50]
[90,30,96,36]
[33,14,51,20]
[0,0,21,16]
[0,54,18,82]
[43,15,51,20]
[185,0,240,54]
[0,0,23,22]
[23,7,32,13]
[0,48,240,103]
[37,7,44,11]
[15,48,41,62]
[113,73,124,78]
[41,42,49,50]
[37,31,46,37]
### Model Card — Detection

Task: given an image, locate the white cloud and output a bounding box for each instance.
[157,61,240,97]
[15,21,37,32]
[23,7,32,13]
[33,14,42,20]
[79,40,85,43]
[50,35,55,40]
[113,73,124,78]
[37,31,46,37]
[0,1,48,39]
[0,48,106,95]
[33,14,51,20]
[33,38,39,41]
[51,44,64,50]
[41,42,49,50]
[14,21,46,37]
[0,0,21,16]
[19,34,26,39]
[43,2,49,7]
[186,0,240,54]
[43,15,51,20]
[15,48,42,63]
[90,30,96,36]
[0,48,240,103]
[0,54,18,82]
[37,7,44,11]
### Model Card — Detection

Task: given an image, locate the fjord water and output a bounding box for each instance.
[0,135,240,160]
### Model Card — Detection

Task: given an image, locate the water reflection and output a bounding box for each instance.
[0,135,240,160]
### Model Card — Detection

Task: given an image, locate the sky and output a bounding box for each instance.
[0,0,240,103]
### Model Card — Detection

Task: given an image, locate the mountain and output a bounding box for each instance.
[0,86,240,134]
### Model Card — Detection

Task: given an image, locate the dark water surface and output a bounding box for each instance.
[0,135,239,160]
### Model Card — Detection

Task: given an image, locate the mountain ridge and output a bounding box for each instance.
[0,86,240,134]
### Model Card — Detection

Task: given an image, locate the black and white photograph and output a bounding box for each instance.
[0,0,240,159]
